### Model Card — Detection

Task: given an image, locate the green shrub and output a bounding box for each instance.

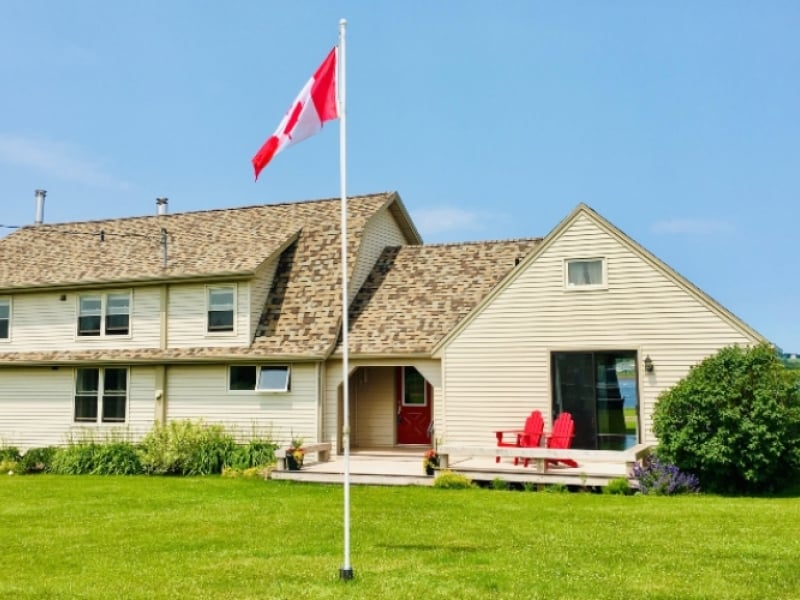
[50,443,99,475]
[653,343,800,494]
[522,482,538,492]
[0,448,20,464]
[545,483,569,494]
[139,420,238,476]
[0,459,18,474]
[0,447,21,462]
[491,477,509,490]
[91,442,143,475]
[19,447,58,473]
[603,477,633,495]
[432,470,474,489]
[226,440,278,470]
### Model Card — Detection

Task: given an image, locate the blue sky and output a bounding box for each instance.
[1,1,798,351]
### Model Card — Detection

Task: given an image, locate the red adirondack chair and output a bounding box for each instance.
[495,410,544,465]
[545,412,578,468]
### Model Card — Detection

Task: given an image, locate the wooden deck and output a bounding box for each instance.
[269,445,653,488]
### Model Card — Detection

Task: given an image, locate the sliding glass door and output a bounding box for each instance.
[552,351,639,450]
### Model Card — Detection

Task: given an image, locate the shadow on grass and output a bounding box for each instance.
[377,543,481,553]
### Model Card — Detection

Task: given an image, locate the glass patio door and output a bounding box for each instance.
[551,351,638,450]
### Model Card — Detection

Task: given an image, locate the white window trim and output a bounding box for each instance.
[206,284,237,337]
[73,367,129,425]
[228,365,291,393]
[76,291,133,340]
[564,258,608,291]
[0,297,10,343]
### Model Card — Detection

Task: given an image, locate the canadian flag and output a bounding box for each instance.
[252,47,339,180]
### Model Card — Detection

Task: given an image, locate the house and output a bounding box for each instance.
[0,193,765,454]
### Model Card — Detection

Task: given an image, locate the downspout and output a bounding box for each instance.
[154,284,170,424]
[316,362,324,444]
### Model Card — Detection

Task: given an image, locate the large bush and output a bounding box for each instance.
[19,447,58,473]
[226,440,278,470]
[139,420,238,476]
[91,442,143,475]
[50,442,100,475]
[653,343,800,494]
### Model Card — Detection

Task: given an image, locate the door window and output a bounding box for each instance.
[552,351,638,450]
[403,367,427,406]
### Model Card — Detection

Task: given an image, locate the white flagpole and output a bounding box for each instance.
[337,17,354,582]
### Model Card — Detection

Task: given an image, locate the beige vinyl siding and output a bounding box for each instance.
[1,288,161,352]
[165,362,319,444]
[168,281,251,347]
[323,358,442,453]
[350,207,408,303]
[440,213,759,446]
[0,366,157,451]
[249,257,279,341]
[350,366,395,448]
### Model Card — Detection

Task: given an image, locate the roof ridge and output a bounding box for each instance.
[13,191,397,230]
[395,237,543,249]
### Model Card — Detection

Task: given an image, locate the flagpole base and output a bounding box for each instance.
[339,567,354,581]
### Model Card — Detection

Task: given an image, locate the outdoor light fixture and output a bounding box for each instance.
[644,355,654,373]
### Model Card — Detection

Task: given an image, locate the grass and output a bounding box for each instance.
[624,407,637,434]
[1,476,799,599]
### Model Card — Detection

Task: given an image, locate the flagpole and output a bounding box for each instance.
[337,17,354,582]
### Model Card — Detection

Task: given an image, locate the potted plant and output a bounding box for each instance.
[423,448,439,476]
[286,436,305,471]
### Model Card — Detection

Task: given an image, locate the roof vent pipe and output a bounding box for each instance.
[34,189,47,225]
[156,197,168,215]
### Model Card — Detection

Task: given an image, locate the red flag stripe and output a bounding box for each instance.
[252,47,339,181]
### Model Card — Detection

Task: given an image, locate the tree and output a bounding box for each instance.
[653,343,800,494]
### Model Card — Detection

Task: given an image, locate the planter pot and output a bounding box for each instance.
[286,450,304,471]
[425,465,435,476]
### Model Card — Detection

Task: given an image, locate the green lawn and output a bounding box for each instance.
[2,476,799,599]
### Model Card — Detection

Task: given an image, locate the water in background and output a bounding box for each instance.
[618,377,637,409]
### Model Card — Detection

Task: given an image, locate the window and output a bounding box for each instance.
[105,293,130,335]
[0,299,9,340]
[208,287,235,333]
[78,292,130,337]
[566,259,605,288]
[78,296,102,336]
[403,367,427,406]
[74,367,128,423]
[229,365,290,392]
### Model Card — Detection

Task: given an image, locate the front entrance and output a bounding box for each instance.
[551,351,639,450]
[396,367,432,445]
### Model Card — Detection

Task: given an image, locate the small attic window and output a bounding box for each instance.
[566,258,606,289]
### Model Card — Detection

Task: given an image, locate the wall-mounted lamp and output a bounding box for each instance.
[59,294,67,301]
[644,355,654,373]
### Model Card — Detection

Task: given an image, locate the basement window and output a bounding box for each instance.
[566,258,606,289]
[229,365,291,392]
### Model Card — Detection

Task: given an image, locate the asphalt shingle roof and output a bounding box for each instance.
[0,193,541,362]
[0,193,397,290]
[343,238,542,355]
[0,193,403,363]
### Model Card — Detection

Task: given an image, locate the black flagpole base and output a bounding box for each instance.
[339,567,354,581]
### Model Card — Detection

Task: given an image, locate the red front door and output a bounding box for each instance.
[396,367,432,445]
